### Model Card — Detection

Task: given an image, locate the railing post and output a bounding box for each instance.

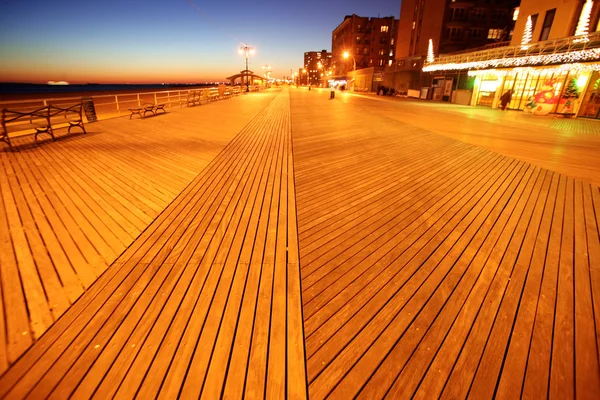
[154,92,157,105]
[115,95,120,113]
[137,94,140,107]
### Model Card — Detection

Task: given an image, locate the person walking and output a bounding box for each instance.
[500,89,512,110]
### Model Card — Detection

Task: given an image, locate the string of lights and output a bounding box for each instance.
[466,62,600,77]
[423,48,600,72]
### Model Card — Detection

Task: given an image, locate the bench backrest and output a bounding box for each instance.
[49,103,83,119]
[2,106,50,134]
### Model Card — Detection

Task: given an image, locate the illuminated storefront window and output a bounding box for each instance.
[469,63,597,115]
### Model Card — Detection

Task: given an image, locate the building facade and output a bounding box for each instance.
[303,50,332,86]
[423,0,600,118]
[387,0,521,93]
[331,14,398,87]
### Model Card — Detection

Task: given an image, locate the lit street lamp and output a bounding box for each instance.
[239,44,255,92]
[343,51,356,72]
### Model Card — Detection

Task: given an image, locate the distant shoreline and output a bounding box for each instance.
[0,82,227,101]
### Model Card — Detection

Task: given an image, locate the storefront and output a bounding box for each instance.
[579,71,600,118]
[469,62,599,116]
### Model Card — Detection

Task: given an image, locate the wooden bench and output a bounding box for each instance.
[128,103,166,119]
[208,88,220,101]
[185,90,202,107]
[1,103,86,149]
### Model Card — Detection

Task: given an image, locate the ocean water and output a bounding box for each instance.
[0,82,216,96]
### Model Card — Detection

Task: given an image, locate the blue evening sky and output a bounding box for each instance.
[0,0,401,84]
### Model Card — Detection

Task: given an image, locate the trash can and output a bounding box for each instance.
[330,91,335,100]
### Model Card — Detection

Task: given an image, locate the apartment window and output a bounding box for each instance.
[379,49,385,55]
[492,9,507,21]
[539,9,556,41]
[447,27,462,39]
[357,24,362,32]
[513,7,519,21]
[488,28,503,39]
[391,38,394,45]
[378,59,385,67]
[530,13,539,33]
[356,36,361,44]
[472,9,485,20]
[363,47,368,55]
[389,50,393,57]
[381,25,389,33]
[452,8,466,21]
[388,60,393,66]
[380,37,389,44]
[471,28,483,39]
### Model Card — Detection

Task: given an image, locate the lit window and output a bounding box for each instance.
[412,21,416,29]
[513,7,519,21]
[389,50,393,56]
[388,60,393,66]
[487,28,503,39]
[381,26,389,33]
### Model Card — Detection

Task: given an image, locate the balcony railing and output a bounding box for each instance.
[426,31,600,67]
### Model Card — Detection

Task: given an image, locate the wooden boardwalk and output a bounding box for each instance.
[290,89,600,399]
[0,86,599,398]
[0,91,277,371]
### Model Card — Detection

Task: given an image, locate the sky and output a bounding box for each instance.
[0,0,401,84]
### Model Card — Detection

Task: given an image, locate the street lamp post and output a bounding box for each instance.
[343,51,356,72]
[239,44,254,92]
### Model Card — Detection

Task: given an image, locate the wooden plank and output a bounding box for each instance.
[15,147,110,275]
[0,158,33,367]
[586,187,600,371]
[521,174,567,399]
[303,153,510,362]
[112,115,273,399]
[573,182,600,399]
[0,154,58,337]
[383,166,546,399]
[180,107,285,398]
[245,110,286,398]
[480,170,555,400]
[301,147,492,319]
[307,157,525,398]
[267,105,289,400]
[328,162,536,398]
[202,104,284,399]
[287,119,308,400]
[6,150,90,295]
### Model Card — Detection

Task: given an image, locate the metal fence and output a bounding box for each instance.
[0,84,259,122]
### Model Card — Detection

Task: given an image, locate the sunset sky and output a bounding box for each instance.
[0,0,400,84]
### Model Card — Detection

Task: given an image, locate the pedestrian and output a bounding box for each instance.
[500,89,512,110]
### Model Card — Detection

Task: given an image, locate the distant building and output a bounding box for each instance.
[331,14,399,83]
[303,50,332,86]
[387,0,520,93]
[421,0,600,118]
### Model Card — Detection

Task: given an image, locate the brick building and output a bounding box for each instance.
[303,50,332,86]
[422,0,600,118]
[331,14,398,78]
[387,0,520,93]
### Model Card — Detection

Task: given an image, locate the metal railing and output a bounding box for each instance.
[427,31,600,66]
[0,84,259,122]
